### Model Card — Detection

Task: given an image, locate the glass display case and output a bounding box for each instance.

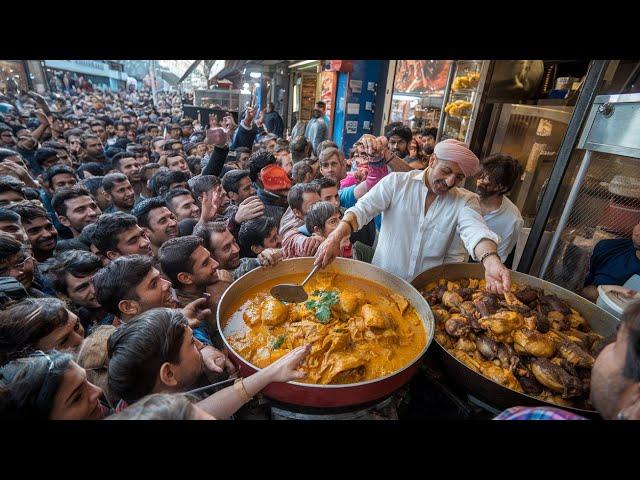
[390,60,452,129]
[440,60,489,143]
[484,104,574,222]
[194,88,240,111]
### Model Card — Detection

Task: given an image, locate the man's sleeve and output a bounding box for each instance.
[201,145,228,177]
[230,122,258,150]
[339,185,358,209]
[344,173,396,231]
[282,230,313,258]
[458,195,500,261]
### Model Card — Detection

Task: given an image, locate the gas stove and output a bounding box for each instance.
[234,358,500,421]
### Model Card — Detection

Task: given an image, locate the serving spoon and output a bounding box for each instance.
[270,264,321,303]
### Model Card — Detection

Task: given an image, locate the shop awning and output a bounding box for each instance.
[157,69,180,86]
[177,60,202,84]
[209,60,250,80]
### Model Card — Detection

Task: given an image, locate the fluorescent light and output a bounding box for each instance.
[249,71,262,78]
[243,83,249,90]
[288,60,318,69]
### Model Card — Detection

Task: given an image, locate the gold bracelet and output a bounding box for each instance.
[343,212,358,233]
[233,378,252,403]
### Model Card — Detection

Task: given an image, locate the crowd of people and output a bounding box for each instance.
[0,85,638,421]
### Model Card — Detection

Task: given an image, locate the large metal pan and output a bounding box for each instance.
[411,263,619,417]
[217,257,434,408]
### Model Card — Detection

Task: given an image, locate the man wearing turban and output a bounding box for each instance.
[315,136,512,294]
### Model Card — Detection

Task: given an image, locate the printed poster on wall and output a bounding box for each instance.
[320,71,337,136]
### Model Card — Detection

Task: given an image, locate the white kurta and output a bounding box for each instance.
[345,170,500,281]
[448,192,525,263]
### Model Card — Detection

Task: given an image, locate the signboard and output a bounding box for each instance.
[320,70,337,136]
[394,60,452,94]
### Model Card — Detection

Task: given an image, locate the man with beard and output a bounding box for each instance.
[133,197,178,258]
[422,127,438,156]
[591,300,640,419]
[159,235,232,346]
[90,121,109,145]
[102,173,135,214]
[304,101,329,155]
[80,135,106,165]
[111,152,144,201]
[7,201,58,262]
[316,139,512,295]
[384,122,413,160]
[164,188,200,222]
[51,186,101,238]
[194,221,282,281]
[448,153,524,265]
[80,176,112,212]
[46,250,113,332]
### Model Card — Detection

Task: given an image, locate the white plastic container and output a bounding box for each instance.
[597,285,631,320]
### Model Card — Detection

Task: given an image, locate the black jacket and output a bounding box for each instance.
[264,111,284,138]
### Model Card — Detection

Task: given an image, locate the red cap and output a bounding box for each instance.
[260,164,292,191]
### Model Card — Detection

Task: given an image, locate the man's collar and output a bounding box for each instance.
[412,169,427,183]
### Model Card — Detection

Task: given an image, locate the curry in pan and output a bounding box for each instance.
[223,272,427,384]
[421,277,608,410]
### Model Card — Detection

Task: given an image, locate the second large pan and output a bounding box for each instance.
[411,263,619,417]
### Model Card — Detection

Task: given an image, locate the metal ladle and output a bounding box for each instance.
[270,264,321,303]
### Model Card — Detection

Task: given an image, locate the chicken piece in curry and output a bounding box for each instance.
[223,272,427,385]
[420,277,607,411]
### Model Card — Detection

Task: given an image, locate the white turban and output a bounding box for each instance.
[433,139,480,177]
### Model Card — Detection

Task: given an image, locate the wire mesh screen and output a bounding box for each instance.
[541,150,640,293]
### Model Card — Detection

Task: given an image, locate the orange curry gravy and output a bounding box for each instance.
[222,271,427,384]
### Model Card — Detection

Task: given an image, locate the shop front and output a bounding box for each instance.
[514,60,640,301]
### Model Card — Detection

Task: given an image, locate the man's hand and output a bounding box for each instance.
[358,134,388,159]
[0,162,38,189]
[608,285,640,299]
[181,297,213,329]
[314,233,342,268]
[483,254,511,295]
[244,107,257,126]
[200,345,236,374]
[198,187,224,224]
[205,126,227,147]
[258,248,283,267]
[301,234,323,257]
[214,269,234,284]
[34,109,50,127]
[263,344,311,383]
[255,109,265,128]
[234,196,264,224]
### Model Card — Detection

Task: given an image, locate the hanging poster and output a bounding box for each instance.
[349,79,362,94]
[346,121,358,134]
[346,103,360,115]
[394,60,452,94]
[320,70,337,135]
